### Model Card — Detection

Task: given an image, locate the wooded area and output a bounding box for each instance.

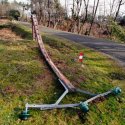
[31,0,125,39]
[0,0,125,39]
[0,0,30,21]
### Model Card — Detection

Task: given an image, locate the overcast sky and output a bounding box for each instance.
[9,0,26,2]
[8,0,125,16]
[60,0,125,16]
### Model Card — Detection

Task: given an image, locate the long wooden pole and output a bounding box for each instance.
[32,14,76,92]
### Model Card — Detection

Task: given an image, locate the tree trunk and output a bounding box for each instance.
[88,0,100,35]
[114,0,123,21]
[47,0,51,27]
[78,0,90,34]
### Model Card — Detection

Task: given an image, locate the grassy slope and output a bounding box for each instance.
[110,22,125,43]
[0,24,125,125]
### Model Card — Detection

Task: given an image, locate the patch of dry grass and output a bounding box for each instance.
[0,19,10,24]
[0,28,22,41]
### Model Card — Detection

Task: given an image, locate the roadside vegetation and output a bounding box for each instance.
[1,0,125,44]
[30,0,125,44]
[0,23,125,125]
[110,22,125,43]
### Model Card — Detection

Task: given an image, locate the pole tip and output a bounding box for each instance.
[79,102,89,113]
[19,110,31,120]
[112,87,122,95]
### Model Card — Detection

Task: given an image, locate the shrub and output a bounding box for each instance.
[8,9,20,20]
[111,21,125,42]
[119,16,125,26]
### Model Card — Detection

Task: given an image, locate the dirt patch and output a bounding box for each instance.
[35,69,55,91]
[3,85,17,94]
[0,19,10,24]
[0,28,21,40]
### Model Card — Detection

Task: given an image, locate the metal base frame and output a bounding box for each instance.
[24,79,117,113]
[21,14,121,119]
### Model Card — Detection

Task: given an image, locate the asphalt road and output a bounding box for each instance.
[21,22,125,67]
[41,26,125,67]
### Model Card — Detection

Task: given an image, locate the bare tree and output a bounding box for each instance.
[0,0,23,17]
[31,0,50,24]
[47,0,51,27]
[0,0,9,16]
[78,0,90,34]
[30,0,125,38]
[70,0,82,33]
[53,0,65,28]
[87,0,100,35]
[83,0,90,23]
[31,0,65,27]
[110,0,116,17]
[114,0,123,21]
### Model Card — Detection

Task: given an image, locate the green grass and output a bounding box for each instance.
[0,24,125,125]
[110,21,125,43]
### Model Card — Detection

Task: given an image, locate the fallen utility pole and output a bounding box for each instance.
[19,13,122,120]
